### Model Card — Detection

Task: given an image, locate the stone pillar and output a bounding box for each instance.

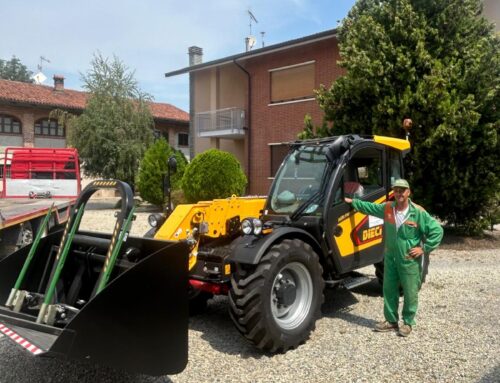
[22,112,35,147]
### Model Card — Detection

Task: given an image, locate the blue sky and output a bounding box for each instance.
[1,0,356,112]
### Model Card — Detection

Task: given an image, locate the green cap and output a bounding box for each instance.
[392,179,410,189]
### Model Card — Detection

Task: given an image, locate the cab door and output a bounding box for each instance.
[325,144,388,273]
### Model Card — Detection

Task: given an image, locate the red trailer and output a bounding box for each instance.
[0,147,81,258]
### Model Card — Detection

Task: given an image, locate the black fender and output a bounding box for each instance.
[229,226,322,266]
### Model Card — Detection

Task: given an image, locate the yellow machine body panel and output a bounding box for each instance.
[154,196,266,270]
[334,195,387,257]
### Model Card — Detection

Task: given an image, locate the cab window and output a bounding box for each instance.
[388,149,403,187]
[343,148,383,199]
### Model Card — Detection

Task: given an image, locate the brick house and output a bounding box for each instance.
[483,0,500,32]
[0,76,190,158]
[165,28,342,194]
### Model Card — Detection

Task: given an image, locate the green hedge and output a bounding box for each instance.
[181,149,247,203]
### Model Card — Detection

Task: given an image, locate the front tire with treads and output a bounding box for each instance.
[228,239,324,352]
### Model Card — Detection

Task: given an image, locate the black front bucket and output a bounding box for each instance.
[0,233,189,376]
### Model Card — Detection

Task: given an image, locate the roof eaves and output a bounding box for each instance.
[153,116,189,124]
[0,97,85,111]
[165,28,337,77]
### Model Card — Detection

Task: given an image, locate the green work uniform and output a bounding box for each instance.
[351,199,443,326]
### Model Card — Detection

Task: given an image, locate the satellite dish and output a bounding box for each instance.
[248,35,256,49]
[32,72,47,84]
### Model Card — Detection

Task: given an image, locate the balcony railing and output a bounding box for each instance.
[195,107,246,138]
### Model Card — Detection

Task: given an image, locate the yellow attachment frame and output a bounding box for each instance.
[154,196,266,270]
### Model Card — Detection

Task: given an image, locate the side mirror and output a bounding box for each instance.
[326,136,348,164]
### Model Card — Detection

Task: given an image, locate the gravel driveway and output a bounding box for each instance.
[0,205,498,383]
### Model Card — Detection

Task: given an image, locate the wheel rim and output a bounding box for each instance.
[270,262,313,330]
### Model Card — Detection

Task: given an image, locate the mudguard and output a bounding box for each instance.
[229,226,321,265]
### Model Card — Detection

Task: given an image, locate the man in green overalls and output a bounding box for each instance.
[345,179,443,336]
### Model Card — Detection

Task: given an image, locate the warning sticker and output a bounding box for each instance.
[368,215,384,228]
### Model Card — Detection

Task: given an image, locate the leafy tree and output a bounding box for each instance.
[304,0,499,234]
[181,149,247,203]
[0,56,33,82]
[136,138,188,206]
[69,53,154,187]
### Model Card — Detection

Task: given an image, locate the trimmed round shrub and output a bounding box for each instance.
[136,138,188,206]
[182,149,247,203]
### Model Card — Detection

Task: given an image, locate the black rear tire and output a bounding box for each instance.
[228,239,324,352]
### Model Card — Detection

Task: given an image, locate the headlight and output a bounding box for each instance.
[241,219,253,235]
[241,218,263,236]
[252,218,263,235]
[148,213,165,228]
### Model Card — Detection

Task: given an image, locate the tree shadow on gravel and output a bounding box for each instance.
[321,279,382,330]
[440,227,499,251]
[187,296,265,359]
[478,363,500,383]
[0,338,173,383]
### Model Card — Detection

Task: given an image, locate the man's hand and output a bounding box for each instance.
[345,197,353,204]
[407,246,424,259]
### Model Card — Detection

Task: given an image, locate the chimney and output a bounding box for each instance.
[53,75,64,91]
[188,46,203,66]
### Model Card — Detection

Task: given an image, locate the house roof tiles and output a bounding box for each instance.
[0,78,188,122]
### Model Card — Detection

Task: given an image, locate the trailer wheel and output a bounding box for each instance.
[18,222,34,247]
[0,222,34,259]
[229,239,324,352]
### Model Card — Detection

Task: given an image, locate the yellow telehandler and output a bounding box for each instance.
[146,134,412,352]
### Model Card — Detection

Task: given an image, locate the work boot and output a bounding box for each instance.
[398,324,412,337]
[374,321,398,332]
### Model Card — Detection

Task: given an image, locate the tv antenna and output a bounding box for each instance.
[33,56,51,84]
[245,10,259,51]
[37,56,51,72]
[248,10,258,36]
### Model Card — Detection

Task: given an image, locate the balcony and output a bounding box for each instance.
[195,107,246,139]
